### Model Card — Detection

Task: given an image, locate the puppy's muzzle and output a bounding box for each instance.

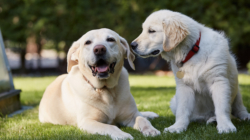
[131,41,138,50]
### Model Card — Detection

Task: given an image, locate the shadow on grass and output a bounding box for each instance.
[21,84,248,107]
[20,86,177,106]
[20,90,44,107]
[130,86,176,97]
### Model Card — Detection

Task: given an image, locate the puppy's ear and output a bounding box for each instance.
[119,36,135,70]
[67,42,80,73]
[162,19,189,51]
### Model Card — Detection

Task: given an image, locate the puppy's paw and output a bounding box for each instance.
[234,111,250,120]
[141,126,161,137]
[241,113,250,121]
[164,124,187,133]
[207,116,217,124]
[110,132,133,140]
[217,122,236,134]
[140,111,159,119]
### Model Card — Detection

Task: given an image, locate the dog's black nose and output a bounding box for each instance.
[93,45,106,55]
[131,42,138,50]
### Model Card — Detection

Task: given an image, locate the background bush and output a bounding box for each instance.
[247,61,250,74]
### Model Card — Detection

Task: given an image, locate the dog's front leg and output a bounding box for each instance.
[140,111,159,119]
[127,112,160,137]
[210,78,236,133]
[78,119,133,140]
[164,83,195,133]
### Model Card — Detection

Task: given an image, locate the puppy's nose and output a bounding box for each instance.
[93,45,106,55]
[131,42,138,50]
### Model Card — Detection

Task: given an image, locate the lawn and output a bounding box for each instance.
[0,74,250,140]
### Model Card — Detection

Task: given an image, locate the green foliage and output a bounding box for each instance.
[247,61,250,74]
[0,75,250,139]
[0,0,250,65]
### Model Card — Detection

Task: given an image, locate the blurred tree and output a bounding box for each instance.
[0,0,53,72]
[23,0,52,70]
[0,0,249,73]
[0,0,28,72]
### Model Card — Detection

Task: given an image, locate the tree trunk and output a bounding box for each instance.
[20,48,26,74]
[36,36,42,73]
[59,41,70,73]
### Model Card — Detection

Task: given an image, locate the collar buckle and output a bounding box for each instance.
[191,45,199,53]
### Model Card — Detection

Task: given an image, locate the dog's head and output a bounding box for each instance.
[67,28,135,80]
[131,10,190,58]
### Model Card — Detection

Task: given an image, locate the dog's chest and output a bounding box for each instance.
[88,88,117,123]
[171,59,209,94]
[179,68,209,94]
[179,70,215,113]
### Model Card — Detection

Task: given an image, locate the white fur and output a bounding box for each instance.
[132,10,250,134]
[39,29,160,140]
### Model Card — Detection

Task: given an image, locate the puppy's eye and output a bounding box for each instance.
[107,38,115,42]
[85,40,91,45]
[148,29,156,33]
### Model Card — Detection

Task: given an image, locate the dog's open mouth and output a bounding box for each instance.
[150,50,160,55]
[136,50,161,58]
[88,59,116,78]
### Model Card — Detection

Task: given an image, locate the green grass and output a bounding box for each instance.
[1,74,250,140]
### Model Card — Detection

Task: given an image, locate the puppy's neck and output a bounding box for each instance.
[164,26,202,67]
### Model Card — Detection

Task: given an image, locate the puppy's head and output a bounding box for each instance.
[131,10,189,58]
[67,28,135,80]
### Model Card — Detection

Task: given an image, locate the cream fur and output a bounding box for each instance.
[132,10,250,134]
[39,28,160,140]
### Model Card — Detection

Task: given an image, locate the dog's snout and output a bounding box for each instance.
[131,42,138,50]
[93,45,106,55]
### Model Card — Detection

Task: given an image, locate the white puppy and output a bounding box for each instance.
[39,28,160,139]
[131,10,250,134]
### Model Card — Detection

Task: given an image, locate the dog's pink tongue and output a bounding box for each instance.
[96,65,109,73]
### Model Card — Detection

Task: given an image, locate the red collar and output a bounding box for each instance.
[181,32,201,65]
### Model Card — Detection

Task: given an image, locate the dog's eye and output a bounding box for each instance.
[107,38,115,42]
[148,29,156,33]
[85,40,91,45]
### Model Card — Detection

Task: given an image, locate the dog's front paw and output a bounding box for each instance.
[217,122,236,134]
[110,132,133,140]
[164,124,187,133]
[141,126,161,137]
[134,116,160,137]
[108,126,134,140]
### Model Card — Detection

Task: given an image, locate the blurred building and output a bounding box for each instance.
[6,48,61,70]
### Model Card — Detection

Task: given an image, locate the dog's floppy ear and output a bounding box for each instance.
[162,19,189,52]
[67,41,80,73]
[119,36,135,70]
